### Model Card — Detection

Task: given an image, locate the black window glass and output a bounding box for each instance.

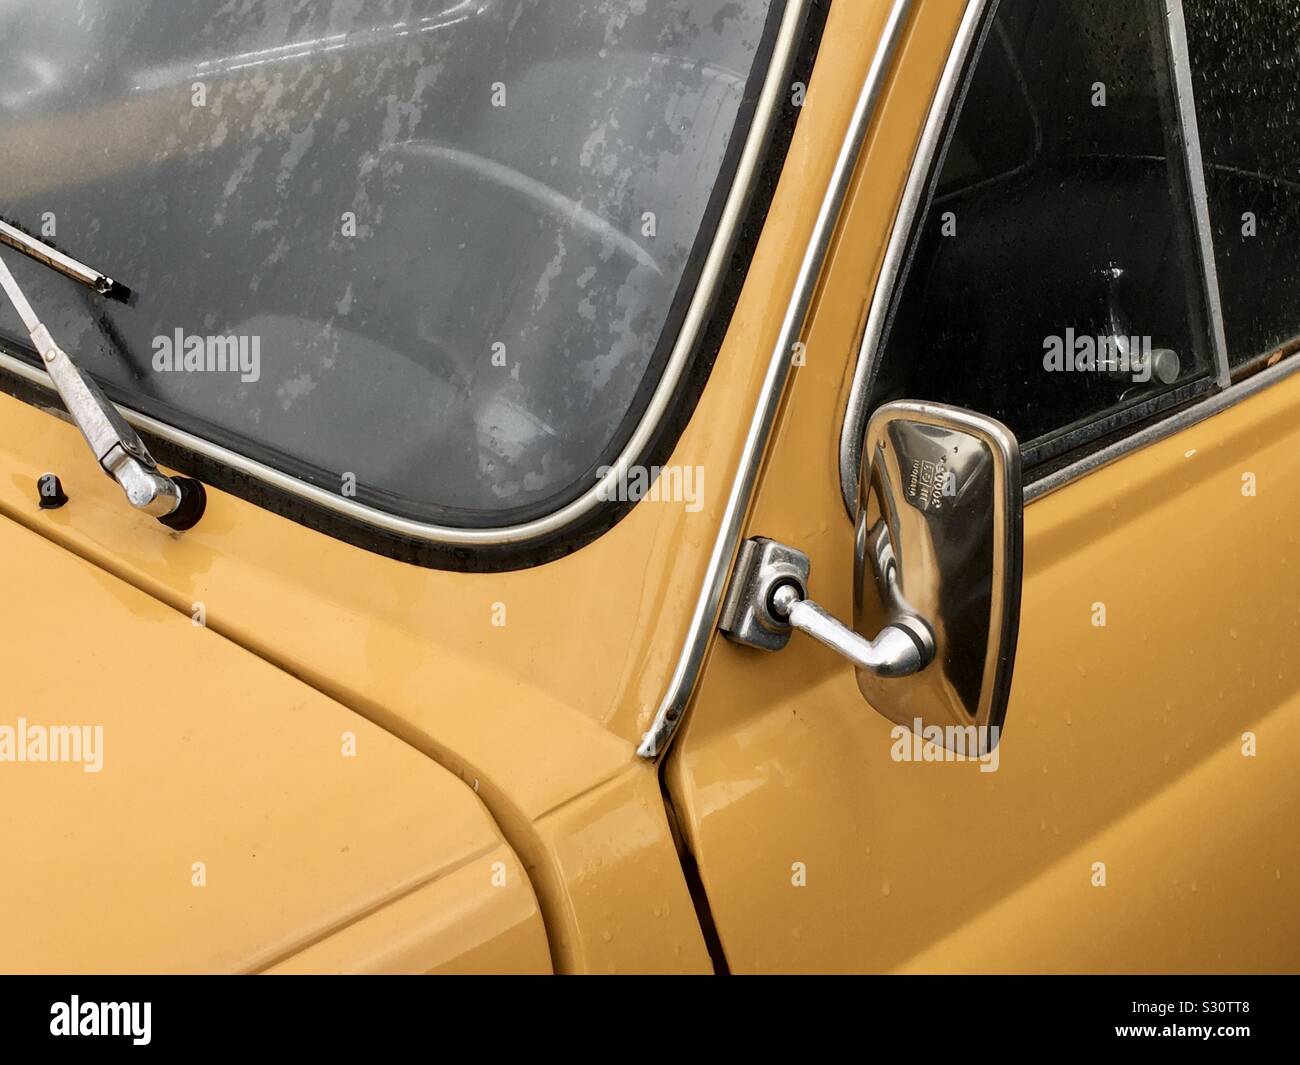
[870,0,1215,469]
[1185,0,1300,369]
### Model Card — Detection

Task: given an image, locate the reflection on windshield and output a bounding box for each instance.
[0,0,780,525]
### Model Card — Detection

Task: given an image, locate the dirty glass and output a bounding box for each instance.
[1185,0,1300,369]
[0,0,782,526]
[869,0,1215,469]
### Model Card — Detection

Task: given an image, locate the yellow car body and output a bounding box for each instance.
[1,0,1296,974]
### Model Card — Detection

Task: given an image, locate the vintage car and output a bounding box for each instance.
[0,0,1296,975]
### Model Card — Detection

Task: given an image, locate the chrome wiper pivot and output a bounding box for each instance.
[0,251,205,530]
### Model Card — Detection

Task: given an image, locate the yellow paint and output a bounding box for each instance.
[3,0,1290,974]
[0,516,550,974]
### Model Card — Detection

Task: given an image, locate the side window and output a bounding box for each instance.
[870,0,1217,472]
[1185,0,1300,374]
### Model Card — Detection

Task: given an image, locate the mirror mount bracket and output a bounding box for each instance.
[719,537,935,677]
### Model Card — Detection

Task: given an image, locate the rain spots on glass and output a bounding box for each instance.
[1185,0,1300,368]
[0,0,779,524]
[870,0,1213,469]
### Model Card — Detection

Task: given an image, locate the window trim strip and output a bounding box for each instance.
[1164,0,1233,390]
[637,0,916,760]
[0,0,809,549]
[1026,352,1300,504]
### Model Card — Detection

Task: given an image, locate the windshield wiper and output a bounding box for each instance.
[0,248,206,530]
[0,219,133,304]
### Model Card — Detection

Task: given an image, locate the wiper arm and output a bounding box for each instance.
[0,251,206,530]
[0,219,132,304]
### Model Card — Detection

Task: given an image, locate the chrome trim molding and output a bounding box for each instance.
[0,0,810,549]
[838,0,989,518]
[638,0,916,760]
[1026,354,1300,504]
[1164,0,1232,389]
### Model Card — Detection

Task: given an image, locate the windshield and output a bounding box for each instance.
[0,0,785,528]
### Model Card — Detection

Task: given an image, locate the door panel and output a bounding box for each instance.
[669,361,1300,973]
[663,0,1300,970]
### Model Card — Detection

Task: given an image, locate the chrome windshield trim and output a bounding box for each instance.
[638,0,916,760]
[0,0,809,549]
[838,0,988,518]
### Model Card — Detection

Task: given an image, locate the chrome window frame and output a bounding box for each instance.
[837,0,1241,518]
[0,0,809,550]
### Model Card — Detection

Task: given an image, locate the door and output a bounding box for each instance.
[665,0,1300,973]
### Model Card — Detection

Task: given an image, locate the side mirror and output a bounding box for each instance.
[855,401,1022,748]
[720,401,1022,752]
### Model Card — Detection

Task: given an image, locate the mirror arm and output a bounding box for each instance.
[718,537,934,677]
[770,584,933,678]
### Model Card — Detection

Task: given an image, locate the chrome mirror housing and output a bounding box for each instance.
[855,401,1022,749]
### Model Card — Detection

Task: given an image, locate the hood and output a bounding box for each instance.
[0,514,550,973]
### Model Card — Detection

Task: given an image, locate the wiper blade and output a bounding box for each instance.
[0,219,132,304]
[0,251,205,530]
